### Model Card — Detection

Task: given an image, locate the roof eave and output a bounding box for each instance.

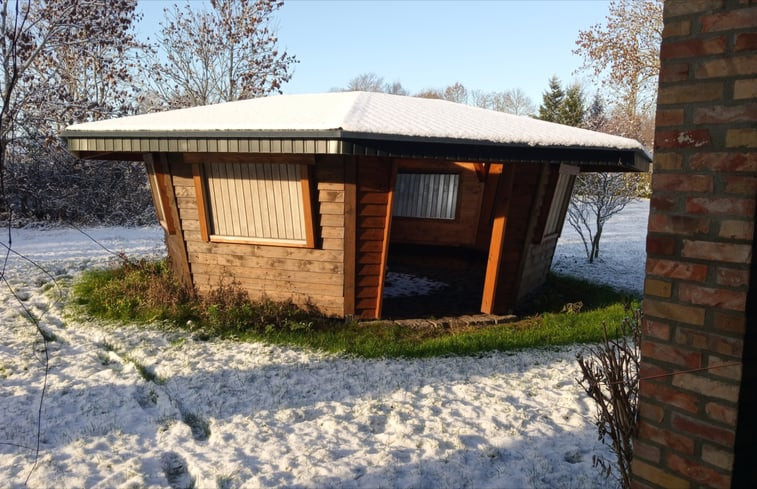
[62,128,650,171]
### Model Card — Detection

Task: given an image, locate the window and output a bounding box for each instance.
[540,165,578,239]
[197,162,314,247]
[393,172,460,220]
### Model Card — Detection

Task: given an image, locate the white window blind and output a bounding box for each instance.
[205,162,307,244]
[393,173,459,220]
[544,172,573,237]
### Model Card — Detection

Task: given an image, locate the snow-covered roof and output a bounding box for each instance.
[62,92,650,168]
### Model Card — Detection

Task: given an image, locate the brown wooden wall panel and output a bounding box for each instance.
[354,157,395,319]
[169,153,347,316]
[493,164,546,310]
[390,160,484,247]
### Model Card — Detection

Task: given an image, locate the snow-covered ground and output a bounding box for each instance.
[0,201,648,488]
[552,199,649,295]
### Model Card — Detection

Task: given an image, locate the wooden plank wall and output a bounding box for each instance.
[483,163,547,313]
[390,160,484,247]
[168,154,346,317]
[354,157,395,319]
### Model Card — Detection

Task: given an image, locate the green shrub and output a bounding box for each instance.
[73,259,637,358]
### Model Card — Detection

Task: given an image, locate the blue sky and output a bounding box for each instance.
[137,0,612,106]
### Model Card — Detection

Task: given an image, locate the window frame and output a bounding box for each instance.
[392,171,462,222]
[193,160,316,248]
[537,164,579,242]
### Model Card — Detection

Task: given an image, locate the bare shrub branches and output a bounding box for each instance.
[577,308,641,488]
[567,173,641,263]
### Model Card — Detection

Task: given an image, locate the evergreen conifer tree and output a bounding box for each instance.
[538,76,564,122]
[559,84,586,127]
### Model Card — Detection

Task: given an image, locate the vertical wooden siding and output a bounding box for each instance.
[205,162,307,243]
[170,154,346,316]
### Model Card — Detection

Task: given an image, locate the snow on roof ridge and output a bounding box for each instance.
[63,91,649,157]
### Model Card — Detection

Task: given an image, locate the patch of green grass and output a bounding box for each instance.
[72,260,638,358]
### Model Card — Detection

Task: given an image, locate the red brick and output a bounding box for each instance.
[642,318,671,340]
[644,299,706,326]
[719,220,755,239]
[689,152,757,171]
[641,381,699,412]
[672,374,741,403]
[735,32,757,52]
[667,453,731,489]
[681,239,753,263]
[654,152,684,170]
[724,175,757,195]
[716,267,750,286]
[734,78,757,99]
[671,412,737,447]
[701,6,757,32]
[708,334,744,357]
[632,459,691,489]
[674,327,710,349]
[661,37,727,60]
[650,195,677,211]
[656,108,685,126]
[693,103,757,124]
[662,19,692,38]
[635,440,662,464]
[641,340,703,368]
[639,396,666,422]
[648,214,710,235]
[638,420,696,455]
[645,278,673,298]
[674,328,744,357]
[640,360,670,381]
[705,402,739,426]
[652,174,713,192]
[667,0,725,17]
[702,443,735,471]
[726,128,757,148]
[713,311,747,334]
[658,83,723,104]
[646,258,708,281]
[656,130,712,149]
[707,354,745,380]
[647,235,676,255]
[678,283,747,311]
[686,197,755,216]
[660,62,691,83]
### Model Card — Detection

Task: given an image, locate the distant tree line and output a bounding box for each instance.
[1,0,295,226]
[1,0,660,227]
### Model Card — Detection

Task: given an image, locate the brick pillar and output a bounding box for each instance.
[633,1,756,488]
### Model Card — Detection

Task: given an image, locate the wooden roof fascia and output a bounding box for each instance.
[64,131,650,172]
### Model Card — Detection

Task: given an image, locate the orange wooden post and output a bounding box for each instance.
[481,165,514,314]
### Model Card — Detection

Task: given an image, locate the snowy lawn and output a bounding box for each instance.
[0,201,648,488]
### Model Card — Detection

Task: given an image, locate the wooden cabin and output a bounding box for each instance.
[63,92,650,319]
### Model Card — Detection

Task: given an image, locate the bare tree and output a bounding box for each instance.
[574,0,662,142]
[415,88,444,99]
[471,88,535,116]
[2,0,147,226]
[344,72,386,92]
[146,0,297,109]
[442,82,468,104]
[567,173,640,263]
